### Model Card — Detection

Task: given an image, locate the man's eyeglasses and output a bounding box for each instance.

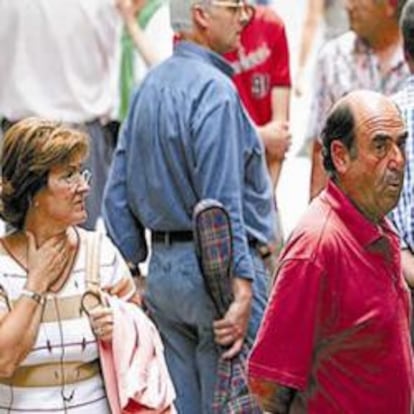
[211,0,244,6]
[211,0,248,9]
[210,0,252,21]
[63,169,92,189]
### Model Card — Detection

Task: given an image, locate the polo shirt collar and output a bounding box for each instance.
[321,180,397,247]
[174,40,234,78]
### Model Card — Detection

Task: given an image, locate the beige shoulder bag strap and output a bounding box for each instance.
[81,231,103,314]
[85,231,102,290]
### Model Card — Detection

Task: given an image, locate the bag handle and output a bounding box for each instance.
[85,231,102,289]
[81,231,103,315]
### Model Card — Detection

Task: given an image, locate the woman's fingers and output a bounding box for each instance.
[89,306,114,342]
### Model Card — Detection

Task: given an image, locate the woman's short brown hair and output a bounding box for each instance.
[0,117,89,229]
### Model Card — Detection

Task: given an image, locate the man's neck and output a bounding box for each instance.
[367,24,400,54]
[179,31,211,50]
[366,25,402,74]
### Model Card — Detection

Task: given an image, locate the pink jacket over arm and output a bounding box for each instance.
[98,295,176,414]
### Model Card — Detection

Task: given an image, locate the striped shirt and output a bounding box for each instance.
[306,31,409,144]
[390,76,414,251]
[0,228,134,413]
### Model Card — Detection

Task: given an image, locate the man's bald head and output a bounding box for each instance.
[322,90,402,176]
[322,90,407,222]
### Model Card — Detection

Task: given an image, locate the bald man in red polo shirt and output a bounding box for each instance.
[247,90,414,413]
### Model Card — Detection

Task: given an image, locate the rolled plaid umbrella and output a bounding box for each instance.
[193,199,262,414]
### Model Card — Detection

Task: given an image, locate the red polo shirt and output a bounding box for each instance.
[223,6,291,126]
[248,180,414,413]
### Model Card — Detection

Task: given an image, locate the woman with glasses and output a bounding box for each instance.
[0,118,138,413]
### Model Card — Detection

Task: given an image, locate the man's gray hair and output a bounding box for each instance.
[170,0,210,32]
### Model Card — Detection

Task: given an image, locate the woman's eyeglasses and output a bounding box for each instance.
[63,169,92,189]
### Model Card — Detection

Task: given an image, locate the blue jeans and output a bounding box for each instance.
[145,242,269,414]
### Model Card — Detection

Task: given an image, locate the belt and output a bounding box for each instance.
[151,231,272,258]
[0,360,100,388]
[152,231,193,245]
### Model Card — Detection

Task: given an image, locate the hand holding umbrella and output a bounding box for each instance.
[193,199,262,414]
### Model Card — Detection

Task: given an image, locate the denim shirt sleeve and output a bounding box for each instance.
[103,119,148,264]
[192,85,255,280]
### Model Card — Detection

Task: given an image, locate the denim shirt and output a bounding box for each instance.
[103,41,275,280]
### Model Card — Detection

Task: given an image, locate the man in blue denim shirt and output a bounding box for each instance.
[103,0,275,411]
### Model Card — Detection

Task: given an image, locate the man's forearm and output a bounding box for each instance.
[248,377,296,413]
[401,248,414,288]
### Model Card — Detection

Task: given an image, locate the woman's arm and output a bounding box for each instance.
[117,0,163,67]
[88,235,143,342]
[294,0,324,96]
[0,232,76,376]
[0,300,44,377]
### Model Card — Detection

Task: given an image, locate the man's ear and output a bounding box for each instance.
[192,4,210,29]
[331,140,351,174]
